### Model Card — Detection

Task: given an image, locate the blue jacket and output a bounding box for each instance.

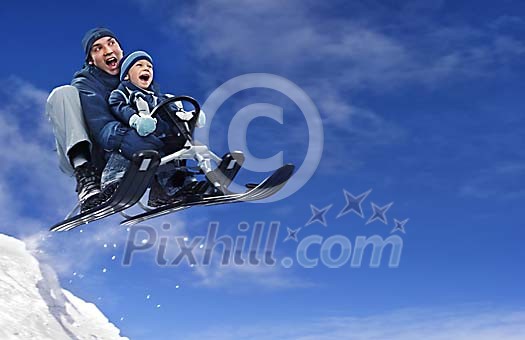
[108,80,169,126]
[71,65,128,152]
[71,65,165,161]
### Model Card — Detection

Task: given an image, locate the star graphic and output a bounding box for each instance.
[305,204,333,227]
[284,227,301,242]
[337,189,372,219]
[366,202,394,225]
[391,218,409,234]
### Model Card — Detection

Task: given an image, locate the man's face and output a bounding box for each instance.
[89,36,123,75]
[126,59,154,89]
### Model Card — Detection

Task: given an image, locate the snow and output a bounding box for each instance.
[0,234,128,340]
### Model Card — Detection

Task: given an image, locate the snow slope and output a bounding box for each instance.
[0,234,128,340]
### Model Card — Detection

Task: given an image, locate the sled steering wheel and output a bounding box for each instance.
[151,95,201,142]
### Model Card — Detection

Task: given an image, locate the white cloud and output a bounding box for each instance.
[0,78,146,276]
[142,0,525,175]
[177,306,525,340]
[459,162,525,200]
[166,1,525,88]
[192,256,312,291]
[489,15,525,31]
[121,215,311,290]
[139,0,413,167]
[0,78,73,235]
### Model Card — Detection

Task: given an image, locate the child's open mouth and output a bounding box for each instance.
[139,73,151,82]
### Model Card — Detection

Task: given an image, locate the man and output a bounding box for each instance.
[46,27,164,212]
[73,30,164,162]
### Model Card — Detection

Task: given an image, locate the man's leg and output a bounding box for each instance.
[46,85,101,211]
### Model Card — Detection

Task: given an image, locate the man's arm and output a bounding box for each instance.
[74,82,128,151]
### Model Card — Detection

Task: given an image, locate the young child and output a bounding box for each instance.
[103,51,204,206]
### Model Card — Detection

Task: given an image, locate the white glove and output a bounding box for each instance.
[129,114,157,136]
[196,109,206,128]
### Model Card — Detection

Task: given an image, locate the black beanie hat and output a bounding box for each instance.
[82,27,118,61]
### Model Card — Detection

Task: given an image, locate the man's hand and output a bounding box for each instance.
[129,114,157,136]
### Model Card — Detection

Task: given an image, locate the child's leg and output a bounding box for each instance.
[119,130,165,160]
[100,152,130,191]
[148,162,197,207]
[156,162,187,195]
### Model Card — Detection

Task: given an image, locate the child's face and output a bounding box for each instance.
[127,59,154,89]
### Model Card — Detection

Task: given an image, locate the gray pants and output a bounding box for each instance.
[45,85,92,176]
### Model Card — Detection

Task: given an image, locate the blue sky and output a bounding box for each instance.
[1,0,524,339]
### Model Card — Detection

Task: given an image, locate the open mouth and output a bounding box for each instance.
[139,73,151,82]
[105,56,118,68]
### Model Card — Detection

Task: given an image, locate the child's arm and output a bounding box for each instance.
[109,90,157,137]
[108,89,140,125]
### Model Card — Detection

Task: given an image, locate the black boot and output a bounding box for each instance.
[148,177,173,207]
[74,162,102,212]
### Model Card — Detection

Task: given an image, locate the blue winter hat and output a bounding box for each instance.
[82,27,118,61]
[120,51,153,81]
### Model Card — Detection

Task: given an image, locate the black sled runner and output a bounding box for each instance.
[120,163,294,226]
[50,151,161,232]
